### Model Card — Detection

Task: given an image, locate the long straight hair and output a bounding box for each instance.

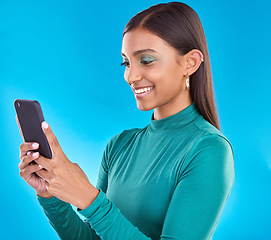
[123,2,220,130]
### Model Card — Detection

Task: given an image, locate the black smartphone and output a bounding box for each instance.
[14,99,52,159]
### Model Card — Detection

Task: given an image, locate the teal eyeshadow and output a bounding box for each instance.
[139,55,156,63]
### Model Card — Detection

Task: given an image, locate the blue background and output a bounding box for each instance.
[1,0,270,239]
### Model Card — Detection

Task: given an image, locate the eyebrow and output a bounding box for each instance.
[121,49,157,58]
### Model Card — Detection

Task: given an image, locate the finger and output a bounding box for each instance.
[19,152,40,170]
[16,115,25,141]
[36,169,53,183]
[41,121,62,156]
[35,154,52,172]
[19,163,43,180]
[19,142,40,160]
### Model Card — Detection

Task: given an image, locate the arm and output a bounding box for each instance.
[37,131,151,240]
[37,196,100,240]
[34,122,101,240]
[161,134,235,239]
[77,140,152,240]
[17,121,101,239]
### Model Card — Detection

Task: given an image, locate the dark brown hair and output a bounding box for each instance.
[123,2,220,130]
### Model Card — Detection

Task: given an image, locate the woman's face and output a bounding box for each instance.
[121,27,193,119]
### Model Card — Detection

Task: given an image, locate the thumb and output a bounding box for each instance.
[41,121,61,155]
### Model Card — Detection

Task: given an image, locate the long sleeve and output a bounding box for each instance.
[36,134,122,239]
[37,133,150,240]
[77,133,152,239]
[78,190,151,239]
[160,134,235,239]
[37,195,100,240]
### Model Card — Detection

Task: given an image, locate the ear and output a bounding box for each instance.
[184,49,204,76]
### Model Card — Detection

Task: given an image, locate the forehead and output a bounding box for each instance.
[121,28,176,56]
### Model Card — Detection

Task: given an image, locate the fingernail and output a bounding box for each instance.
[27,151,31,155]
[33,152,39,157]
[42,121,49,129]
[32,143,39,149]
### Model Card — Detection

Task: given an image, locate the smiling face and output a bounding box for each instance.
[121,27,193,120]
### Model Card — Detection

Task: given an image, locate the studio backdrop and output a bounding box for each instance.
[0,0,270,239]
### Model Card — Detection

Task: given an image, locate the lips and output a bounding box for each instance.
[132,86,154,99]
[134,86,153,94]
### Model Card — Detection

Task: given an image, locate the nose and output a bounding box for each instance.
[124,65,143,85]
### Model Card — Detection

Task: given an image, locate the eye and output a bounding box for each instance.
[120,60,130,67]
[140,55,156,65]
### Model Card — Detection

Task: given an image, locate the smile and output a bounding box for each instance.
[134,87,153,94]
[133,86,154,99]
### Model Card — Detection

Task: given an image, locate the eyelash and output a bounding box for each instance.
[121,58,155,67]
[120,62,129,67]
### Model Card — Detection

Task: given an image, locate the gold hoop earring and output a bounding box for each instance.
[186,75,190,91]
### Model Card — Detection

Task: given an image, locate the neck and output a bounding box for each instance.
[153,95,193,120]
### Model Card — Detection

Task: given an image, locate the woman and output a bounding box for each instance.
[18,2,234,239]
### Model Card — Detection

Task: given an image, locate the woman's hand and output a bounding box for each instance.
[17,116,53,198]
[34,122,99,210]
[18,142,54,197]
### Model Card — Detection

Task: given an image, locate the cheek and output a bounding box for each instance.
[146,63,179,87]
[144,61,169,83]
[160,62,184,87]
[144,69,161,84]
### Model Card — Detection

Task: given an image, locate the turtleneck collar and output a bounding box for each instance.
[147,102,202,132]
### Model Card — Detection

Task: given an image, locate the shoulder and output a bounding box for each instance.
[105,127,142,154]
[192,117,234,159]
[101,128,142,169]
[179,119,235,189]
[182,118,235,181]
[177,116,235,177]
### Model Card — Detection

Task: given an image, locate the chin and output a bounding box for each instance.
[136,103,155,112]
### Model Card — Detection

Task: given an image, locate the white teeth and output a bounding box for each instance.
[135,87,153,94]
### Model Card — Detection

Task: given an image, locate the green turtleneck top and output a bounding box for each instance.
[37,103,235,240]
